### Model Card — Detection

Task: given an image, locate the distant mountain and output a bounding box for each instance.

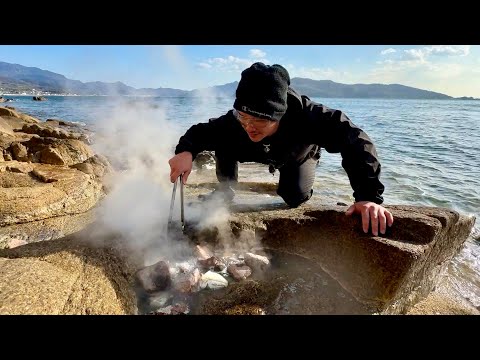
[290,78,452,100]
[0,61,187,96]
[455,96,479,100]
[0,60,464,100]
[191,81,239,97]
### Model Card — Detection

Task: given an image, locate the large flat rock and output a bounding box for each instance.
[183,178,476,314]
[0,236,137,315]
[0,210,96,249]
[0,161,104,226]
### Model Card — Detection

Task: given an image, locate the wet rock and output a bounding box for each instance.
[147,292,173,309]
[200,270,228,289]
[10,142,28,162]
[244,253,270,272]
[136,260,171,293]
[170,302,189,315]
[176,261,195,274]
[173,268,201,293]
[227,264,252,281]
[197,256,226,271]
[223,256,245,267]
[151,302,189,315]
[194,244,214,260]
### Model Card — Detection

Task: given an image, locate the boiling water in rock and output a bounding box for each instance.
[135,249,375,315]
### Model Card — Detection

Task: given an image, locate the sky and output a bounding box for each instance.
[0,45,479,98]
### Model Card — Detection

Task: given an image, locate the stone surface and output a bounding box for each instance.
[181,172,476,314]
[0,210,96,249]
[0,161,104,226]
[0,235,137,315]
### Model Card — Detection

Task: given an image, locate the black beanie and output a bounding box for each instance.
[233,62,290,121]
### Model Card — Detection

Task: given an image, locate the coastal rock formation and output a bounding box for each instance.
[0,106,40,124]
[0,107,111,248]
[0,235,137,315]
[0,161,103,227]
[1,184,476,314]
[16,137,94,165]
[225,204,475,314]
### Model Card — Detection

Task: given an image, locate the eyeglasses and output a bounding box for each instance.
[232,109,275,129]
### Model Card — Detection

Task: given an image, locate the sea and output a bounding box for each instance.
[3,94,480,309]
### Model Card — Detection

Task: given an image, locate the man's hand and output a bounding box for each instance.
[345,201,394,236]
[168,151,193,184]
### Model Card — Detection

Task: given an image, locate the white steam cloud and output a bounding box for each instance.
[82,46,267,268]
[87,98,196,265]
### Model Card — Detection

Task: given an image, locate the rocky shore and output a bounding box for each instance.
[0,107,477,315]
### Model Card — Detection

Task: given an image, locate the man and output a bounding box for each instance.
[168,62,393,236]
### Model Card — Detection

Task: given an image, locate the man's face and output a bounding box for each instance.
[234,110,279,142]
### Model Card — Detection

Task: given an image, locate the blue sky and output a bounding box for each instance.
[1,45,479,97]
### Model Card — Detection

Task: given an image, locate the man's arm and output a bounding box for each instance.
[170,114,231,183]
[303,98,384,204]
[175,114,230,159]
[302,98,393,235]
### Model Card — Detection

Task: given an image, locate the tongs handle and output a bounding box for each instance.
[168,176,178,225]
[168,174,185,232]
[180,174,184,231]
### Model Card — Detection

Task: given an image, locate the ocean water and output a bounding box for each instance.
[4,95,480,308]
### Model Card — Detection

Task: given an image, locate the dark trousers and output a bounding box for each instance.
[214,145,321,208]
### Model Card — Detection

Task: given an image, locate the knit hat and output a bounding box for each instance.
[233,62,290,121]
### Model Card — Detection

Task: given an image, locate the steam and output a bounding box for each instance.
[87,98,196,265]
[81,49,265,268]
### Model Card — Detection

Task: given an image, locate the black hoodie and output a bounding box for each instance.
[175,88,385,204]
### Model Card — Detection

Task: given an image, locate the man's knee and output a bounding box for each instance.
[214,151,238,182]
[279,189,313,208]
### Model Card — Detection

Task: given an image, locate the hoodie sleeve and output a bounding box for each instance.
[303,97,385,204]
[174,113,231,159]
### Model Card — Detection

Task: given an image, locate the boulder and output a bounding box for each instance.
[220,204,475,314]
[18,136,94,166]
[0,107,40,124]
[0,236,137,315]
[0,161,104,226]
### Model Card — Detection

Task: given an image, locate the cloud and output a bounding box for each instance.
[381,48,396,55]
[379,45,471,64]
[249,49,266,58]
[363,46,477,96]
[197,56,253,72]
[427,45,470,57]
[197,49,269,72]
[372,45,472,80]
[401,49,428,62]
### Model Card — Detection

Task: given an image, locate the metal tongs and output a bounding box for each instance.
[167,173,185,235]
